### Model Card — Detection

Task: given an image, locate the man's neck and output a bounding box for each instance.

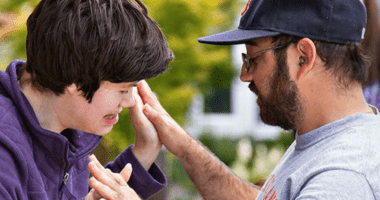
[298,85,372,134]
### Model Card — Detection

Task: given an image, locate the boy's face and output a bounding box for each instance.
[65,81,138,135]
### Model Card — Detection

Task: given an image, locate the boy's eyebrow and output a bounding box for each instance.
[121,81,139,87]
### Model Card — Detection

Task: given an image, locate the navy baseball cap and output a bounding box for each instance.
[198,0,367,45]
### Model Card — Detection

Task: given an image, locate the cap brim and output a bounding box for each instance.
[198,29,281,45]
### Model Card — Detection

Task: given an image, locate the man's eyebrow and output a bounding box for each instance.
[245,40,258,47]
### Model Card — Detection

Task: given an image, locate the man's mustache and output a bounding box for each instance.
[249,82,259,95]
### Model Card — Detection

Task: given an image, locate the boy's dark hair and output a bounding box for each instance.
[272,34,370,89]
[21,0,173,102]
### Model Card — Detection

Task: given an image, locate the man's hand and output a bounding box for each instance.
[137,80,191,158]
[85,155,141,200]
[139,81,260,199]
[129,85,162,170]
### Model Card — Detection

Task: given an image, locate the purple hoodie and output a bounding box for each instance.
[0,60,166,199]
[364,81,380,109]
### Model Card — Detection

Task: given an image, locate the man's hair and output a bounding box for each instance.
[21,0,173,102]
[272,34,370,89]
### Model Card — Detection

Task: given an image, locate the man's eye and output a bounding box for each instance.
[249,57,258,65]
[120,91,128,94]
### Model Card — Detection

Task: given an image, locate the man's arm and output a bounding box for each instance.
[139,80,260,200]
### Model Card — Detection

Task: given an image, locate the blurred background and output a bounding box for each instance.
[13,0,380,199]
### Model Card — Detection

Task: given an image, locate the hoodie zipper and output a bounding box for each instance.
[58,162,69,199]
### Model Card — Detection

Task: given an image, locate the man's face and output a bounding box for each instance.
[240,38,304,130]
[63,81,138,135]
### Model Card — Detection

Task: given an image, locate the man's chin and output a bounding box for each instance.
[259,108,294,130]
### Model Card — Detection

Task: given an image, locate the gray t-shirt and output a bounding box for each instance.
[256,112,380,200]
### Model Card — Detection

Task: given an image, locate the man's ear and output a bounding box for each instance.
[295,38,317,81]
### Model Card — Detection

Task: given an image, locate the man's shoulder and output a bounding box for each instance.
[347,114,380,142]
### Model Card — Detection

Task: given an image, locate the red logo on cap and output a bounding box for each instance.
[241,0,251,16]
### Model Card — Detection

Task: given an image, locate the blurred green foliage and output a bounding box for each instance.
[199,132,239,166]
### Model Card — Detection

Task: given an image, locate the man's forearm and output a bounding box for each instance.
[178,136,260,200]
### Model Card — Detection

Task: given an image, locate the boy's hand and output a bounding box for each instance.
[129,85,162,170]
[85,155,141,200]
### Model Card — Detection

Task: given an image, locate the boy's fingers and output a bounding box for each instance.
[89,177,117,200]
[86,188,102,200]
[89,155,103,169]
[120,163,133,182]
[88,158,120,191]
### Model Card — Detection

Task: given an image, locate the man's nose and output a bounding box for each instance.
[240,66,253,82]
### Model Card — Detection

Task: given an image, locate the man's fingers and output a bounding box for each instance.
[143,103,190,157]
[120,163,133,182]
[137,81,167,114]
[137,80,154,104]
[137,80,153,96]
[142,104,163,125]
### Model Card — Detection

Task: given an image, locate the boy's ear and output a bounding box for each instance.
[66,83,80,95]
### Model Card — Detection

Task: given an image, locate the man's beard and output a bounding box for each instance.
[249,55,304,130]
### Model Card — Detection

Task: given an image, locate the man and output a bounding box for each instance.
[139,0,380,199]
[0,0,172,199]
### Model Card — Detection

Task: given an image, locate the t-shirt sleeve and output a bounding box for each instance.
[105,145,166,199]
[296,170,374,200]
